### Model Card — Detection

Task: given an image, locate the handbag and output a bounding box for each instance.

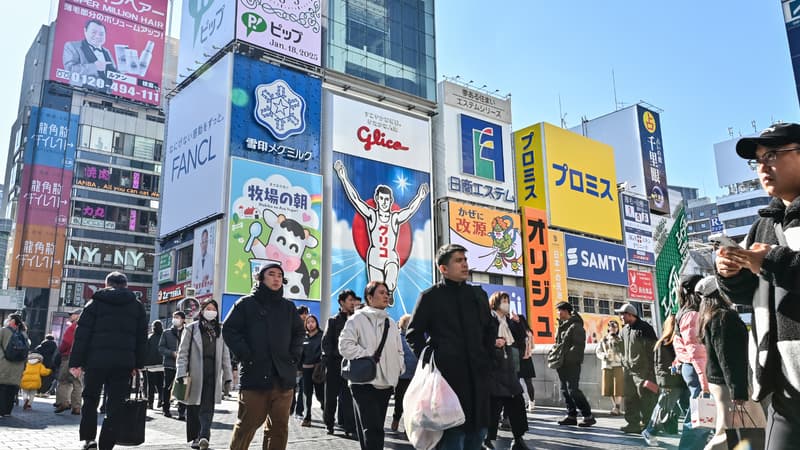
[341,318,390,383]
[311,363,326,384]
[726,404,765,450]
[171,325,193,402]
[116,374,147,446]
[689,394,716,429]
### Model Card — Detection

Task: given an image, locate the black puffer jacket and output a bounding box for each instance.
[222,284,305,390]
[69,288,148,370]
[322,311,348,371]
[654,342,682,388]
[145,331,162,366]
[553,313,586,367]
[301,331,323,366]
[703,309,749,400]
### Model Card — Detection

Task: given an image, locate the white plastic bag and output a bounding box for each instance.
[405,426,443,450]
[403,348,465,432]
[690,395,717,429]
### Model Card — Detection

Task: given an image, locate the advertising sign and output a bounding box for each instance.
[514,124,547,211]
[447,201,522,277]
[230,55,321,172]
[9,224,67,289]
[472,283,526,317]
[177,0,235,83]
[564,233,628,287]
[548,230,568,306]
[621,193,655,266]
[656,208,688,322]
[637,106,670,215]
[628,269,655,301]
[226,158,323,301]
[331,152,433,321]
[544,123,622,240]
[192,222,216,298]
[50,0,167,106]
[157,281,190,304]
[75,162,159,199]
[236,0,322,66]
[22,107,78,169]
[162,53,232,237]
[158,251,174,284]
[521,207,555,344]
[442,81,512,123]
[330,93,431,172]
[582,313,623,345]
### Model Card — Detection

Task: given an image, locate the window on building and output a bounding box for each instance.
[78,124,92,148]
[598,299,610,315]
[701,222,708,229]
[112,132,134,156]
[583,297,596,314]
[153,140,163,162]
[488,274,502,285]
[613,301,624,312]
[642,303,653,322]
[134,136,155,160]
[90,127,113,152]
[699,211,705,217]
[568,294,581,313]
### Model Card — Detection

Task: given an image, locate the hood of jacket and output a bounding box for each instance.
[92,287,137,305]
[759,196,800,222]
[27,352,43,363]
[354,305,389,324]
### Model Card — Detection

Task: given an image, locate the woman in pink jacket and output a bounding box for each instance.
[672,275,712,449]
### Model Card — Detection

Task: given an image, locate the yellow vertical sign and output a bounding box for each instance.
[548,230,568,318]
[514,124,547,210]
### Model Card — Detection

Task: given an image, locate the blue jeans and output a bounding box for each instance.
[678,363,711,450]
[436,426,488,450]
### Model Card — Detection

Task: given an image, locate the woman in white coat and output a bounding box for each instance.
[338,281,405,450]
[176,299,233,450]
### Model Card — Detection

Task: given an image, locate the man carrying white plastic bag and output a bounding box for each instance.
[406,244,497,450]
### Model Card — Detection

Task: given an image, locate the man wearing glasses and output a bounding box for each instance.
[715,123,800,448]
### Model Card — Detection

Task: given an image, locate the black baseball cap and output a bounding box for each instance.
[736,123,800,159]
[555,301,572,312]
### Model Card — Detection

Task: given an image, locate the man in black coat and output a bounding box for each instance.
[69,272,147,450]
[550,301,595,427]
[158,311,186,419]
[616,303,657,434]
[34,335,59,394]
[407,244,496,449]
[223,263,305,450]
[321,289,359,436]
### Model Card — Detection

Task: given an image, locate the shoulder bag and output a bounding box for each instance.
[341,318,390,383]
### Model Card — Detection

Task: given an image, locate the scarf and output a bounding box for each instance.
[200,318,218,339]
[495,312,515,345]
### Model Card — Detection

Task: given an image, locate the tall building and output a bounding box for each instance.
[3,1,173,343]
[685,196,717,243]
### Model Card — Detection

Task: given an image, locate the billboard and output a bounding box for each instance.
[225,158,323,301]
[543,123,622,240]
[162,53,232,236]
[442,81,512,123]
[628,269,655,301]
[564,233,628,287]
[50,0,167,106]
[714,136,757,187]
[236,0,322,66]
[447,201,522,277]
[655,207,689,322]
[514,124,547,210]
[621,192,655,266]
[582,313,622,344]
[9,224,67,289]
[230,55,321,172]
[637,106,670,215]
[192,222,217,299]
[521,207,555,344]
[472,283,526,317]
[331,151,432,321]
[177,0,235,83]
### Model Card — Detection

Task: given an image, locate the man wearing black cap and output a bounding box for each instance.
[223,263,305,450]
[548,301,595,427]
[715,123,800,447]
[615,303,657,434]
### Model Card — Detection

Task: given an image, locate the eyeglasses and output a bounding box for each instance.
[747,147,800,170]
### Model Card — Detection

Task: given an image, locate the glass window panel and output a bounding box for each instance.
[79,125,92,148]
[91,128,113,152]
[134,136,155,160]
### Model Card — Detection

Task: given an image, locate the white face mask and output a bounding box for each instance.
[499,303,510,314]
[27,359,37,365]
[202,310,217,321]
[172,318,184,328]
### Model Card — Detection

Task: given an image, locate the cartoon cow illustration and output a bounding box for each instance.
[245,209,319,299]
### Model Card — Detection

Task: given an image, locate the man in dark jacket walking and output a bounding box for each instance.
[616,303,657,434]
[550,302,595,427]
[159,310,186,419]
[223,263,305,450]
[55,310,82,413]
[321,289,359,436]
[716,123,800,447]
[406,244,495,449]
[69,272,147,450]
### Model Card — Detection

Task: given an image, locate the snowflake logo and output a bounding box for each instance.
[253,79,307,140]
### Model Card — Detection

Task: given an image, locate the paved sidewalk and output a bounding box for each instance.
[0,395,680,449]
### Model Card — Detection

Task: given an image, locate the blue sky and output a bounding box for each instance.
[2,1,798,199]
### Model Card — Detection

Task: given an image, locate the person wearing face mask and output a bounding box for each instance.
[176,299,232,450]
[484,292,530,450]
[223,263,305,450]
[160,311,187,420]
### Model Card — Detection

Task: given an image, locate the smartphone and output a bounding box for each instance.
[709,233,738,249]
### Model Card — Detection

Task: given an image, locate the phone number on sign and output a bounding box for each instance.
[55,69,160,104]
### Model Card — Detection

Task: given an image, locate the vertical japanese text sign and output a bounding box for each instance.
[522,207,554,344]
[514,124,546,210]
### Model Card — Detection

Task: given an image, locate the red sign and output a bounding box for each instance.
[357,126,410,151]
[628,270,655,301]
[157,281,190,304]
[49,0,168,106]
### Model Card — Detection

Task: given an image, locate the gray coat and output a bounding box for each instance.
[175,322,232,406]
[0,327,29,386]
[159,326,183,369]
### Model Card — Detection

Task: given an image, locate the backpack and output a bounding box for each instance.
[3,328,29,362]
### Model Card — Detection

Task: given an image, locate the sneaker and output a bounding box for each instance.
[482,438,494,449]
[620,423,644,434]
[610,406,621,416]
[23,400,31,410]
[177,414,186,421]
[198,438,209,450]
[54,405,70,414]
[527,401,535,413]
[301,419,311,427]
[326,427,334,435]
[511,438,530,450]
[72,408,81,415]
[82,441,98,450]
[190,440,200,449]
[163,411,172,418]
[558,416,578,426]
[578,415,597,427]
[642,429,658,446]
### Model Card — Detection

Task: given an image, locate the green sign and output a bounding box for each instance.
[157,252,174,284]
[655,207,688,322]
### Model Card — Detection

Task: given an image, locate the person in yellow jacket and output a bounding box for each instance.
[20,353,52,410]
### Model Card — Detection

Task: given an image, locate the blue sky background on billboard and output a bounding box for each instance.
[1,2,798,198]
